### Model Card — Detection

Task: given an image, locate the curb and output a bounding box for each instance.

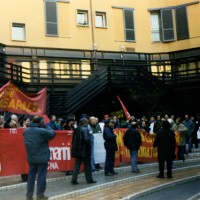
[49,164,200,200]
[0,157,199,192]
[121,175,200,200]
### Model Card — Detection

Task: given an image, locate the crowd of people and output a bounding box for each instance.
[0,112,200,200]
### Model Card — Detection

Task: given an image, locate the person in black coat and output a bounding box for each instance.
[123,119,142,173]
[71,118,97,184]
[103,119,118,176]
[153,120,176,178]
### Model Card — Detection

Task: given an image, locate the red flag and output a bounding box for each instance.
[117,96,131,120]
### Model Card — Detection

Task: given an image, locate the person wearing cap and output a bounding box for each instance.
[103,119,118,176]
[123,119,142,173]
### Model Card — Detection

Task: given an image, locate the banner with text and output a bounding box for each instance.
[0,128,179,176]
[0,81,46,115]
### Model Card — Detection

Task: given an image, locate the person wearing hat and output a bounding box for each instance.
[103,119,118,176]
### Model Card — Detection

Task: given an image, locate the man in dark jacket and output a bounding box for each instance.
[153,120,176,178]
[103,119,118,176]
[24,116,55,200]
[123,119,142,173]
[71,118,97,184]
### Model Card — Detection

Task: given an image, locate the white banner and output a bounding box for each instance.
[197,127,200,139]
[93,133,106,164]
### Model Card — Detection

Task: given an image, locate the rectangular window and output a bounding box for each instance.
[150,6,189,43]
[45,0,58,36]
[150,13,161,42]
[161,9,175,42]
[12,23,26,41]
[77,10,89,26]
[124,9,135,41]
[95,12,107,28]
[175,7,189,40]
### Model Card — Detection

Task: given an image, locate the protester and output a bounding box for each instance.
[9,114,19,128]
[62,117,76,176]
[24,116,56,200]
[149,116,156,134]
[182,114,195,153]
[123,119,142,173]
[172,118,187,161]
[22,116,31,128]
[111,115,121,128]
[103,119,118,176]
[21,116,31,182]
[71,118,97,184]
[153,120,176,178]
[194,114,200,148]
[63,117,76,131]
[55,118,63,130]
[46,115,62,130]
[153,115,163,134]
[0,115,10,128]
[88,116,96,172]
[139,120,150,133]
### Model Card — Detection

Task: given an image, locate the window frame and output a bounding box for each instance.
[45,0,58,36]
[77,10,89,26]
[123,8,135,42]
[11,23,26,41]
[95,12,107,28]
[175,6,189,40]
[150,12,162,42]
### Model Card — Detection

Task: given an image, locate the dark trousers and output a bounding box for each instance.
[71,156,93,183]
[26,163,48,198]
[178,145,185,160]
[158,155,173,177]
[104,149,115,174]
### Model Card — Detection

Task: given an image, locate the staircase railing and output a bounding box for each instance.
[65,66,108,114]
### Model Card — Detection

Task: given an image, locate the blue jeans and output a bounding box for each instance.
[185,135,192,152]
[26,163,48,198]
[90,135,95,171]
[130,150,138,172]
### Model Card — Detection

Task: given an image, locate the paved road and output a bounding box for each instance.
[137,179,200,200]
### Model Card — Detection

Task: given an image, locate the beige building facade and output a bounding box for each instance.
[0,0,200,53]
[0,0,200,116]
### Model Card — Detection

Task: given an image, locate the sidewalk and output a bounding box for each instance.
[0,157,200,200]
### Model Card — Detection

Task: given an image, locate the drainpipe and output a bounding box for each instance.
[89,0,97,70]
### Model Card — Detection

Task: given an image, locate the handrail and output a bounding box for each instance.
[1,60,200,87]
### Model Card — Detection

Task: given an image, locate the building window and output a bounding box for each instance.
[45,0,58,36]
[123,9,135,41]
[12,23,26,41]
[95,12,107,28]
[77,10,89,26]
[150,13,161,42]
[150,6,189,42]
[161,9,175,42]
[175,7,189,40]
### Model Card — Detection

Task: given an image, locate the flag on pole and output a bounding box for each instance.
[117,96,131,120]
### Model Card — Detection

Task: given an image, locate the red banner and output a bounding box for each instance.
[0,128,179,176]
[115,128,158,163]
[0,81,46,115]
[0,128,75,176]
